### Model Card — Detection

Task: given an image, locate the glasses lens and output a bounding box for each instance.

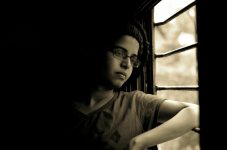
[112,48,140,68]
[113,48,125,58]
[130,55,140,68]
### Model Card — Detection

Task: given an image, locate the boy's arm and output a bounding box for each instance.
[157,100,198,123]
[129,100,199,150]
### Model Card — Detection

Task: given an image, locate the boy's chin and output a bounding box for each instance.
[112,81,125,89]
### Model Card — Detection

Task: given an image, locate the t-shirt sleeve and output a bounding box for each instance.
[134,91,166,131]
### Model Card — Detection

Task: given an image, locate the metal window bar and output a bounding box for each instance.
[155,43,197,58]
[156,85,199,91]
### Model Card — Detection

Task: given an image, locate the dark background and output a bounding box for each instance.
[196,1,227,150]
[1,1,144,149]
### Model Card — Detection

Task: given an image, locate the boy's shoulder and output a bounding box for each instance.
[119,90,147,97]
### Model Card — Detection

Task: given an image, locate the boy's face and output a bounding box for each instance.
[103,35,140,88]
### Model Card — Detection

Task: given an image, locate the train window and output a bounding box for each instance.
[149,0,200,150]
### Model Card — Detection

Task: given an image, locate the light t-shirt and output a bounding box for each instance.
[68,90,165,150]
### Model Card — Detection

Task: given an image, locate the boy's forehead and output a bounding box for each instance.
[114,35,139,54]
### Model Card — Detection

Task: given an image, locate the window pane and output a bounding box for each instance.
[154,0,195,23]
[158,131,200,150]
[154,6,197,53]
[157,90,198,104]
[156,49,198,86]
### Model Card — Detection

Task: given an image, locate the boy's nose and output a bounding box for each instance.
[121,57,131,69]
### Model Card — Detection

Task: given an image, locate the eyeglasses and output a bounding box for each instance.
[110,47,141,68]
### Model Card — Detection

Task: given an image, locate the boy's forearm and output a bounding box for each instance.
[129,106,199,149]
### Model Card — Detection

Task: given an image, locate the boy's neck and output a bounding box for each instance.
[73,86,115,114]
[90,86,114,106]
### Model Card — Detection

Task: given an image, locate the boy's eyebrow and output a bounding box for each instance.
[113,46,138,56]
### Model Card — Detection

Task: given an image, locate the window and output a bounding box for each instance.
[151,0,200,150]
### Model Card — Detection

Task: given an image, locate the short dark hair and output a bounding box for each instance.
[120,19,150,68]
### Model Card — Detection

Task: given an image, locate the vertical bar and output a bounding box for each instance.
[145,9,156,94]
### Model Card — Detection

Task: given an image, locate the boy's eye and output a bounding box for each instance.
[110,47,141,68]
[114,48,126,57]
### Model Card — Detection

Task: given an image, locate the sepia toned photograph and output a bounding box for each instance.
[4,0,222,149]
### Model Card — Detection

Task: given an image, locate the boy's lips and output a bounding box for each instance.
[116,72,127,79]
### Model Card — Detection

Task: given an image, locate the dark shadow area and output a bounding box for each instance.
[197,0,227,150]
[2,24,40,48]
[2,1,152,149]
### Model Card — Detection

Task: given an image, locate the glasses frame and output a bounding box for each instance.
[110,47,141,68]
